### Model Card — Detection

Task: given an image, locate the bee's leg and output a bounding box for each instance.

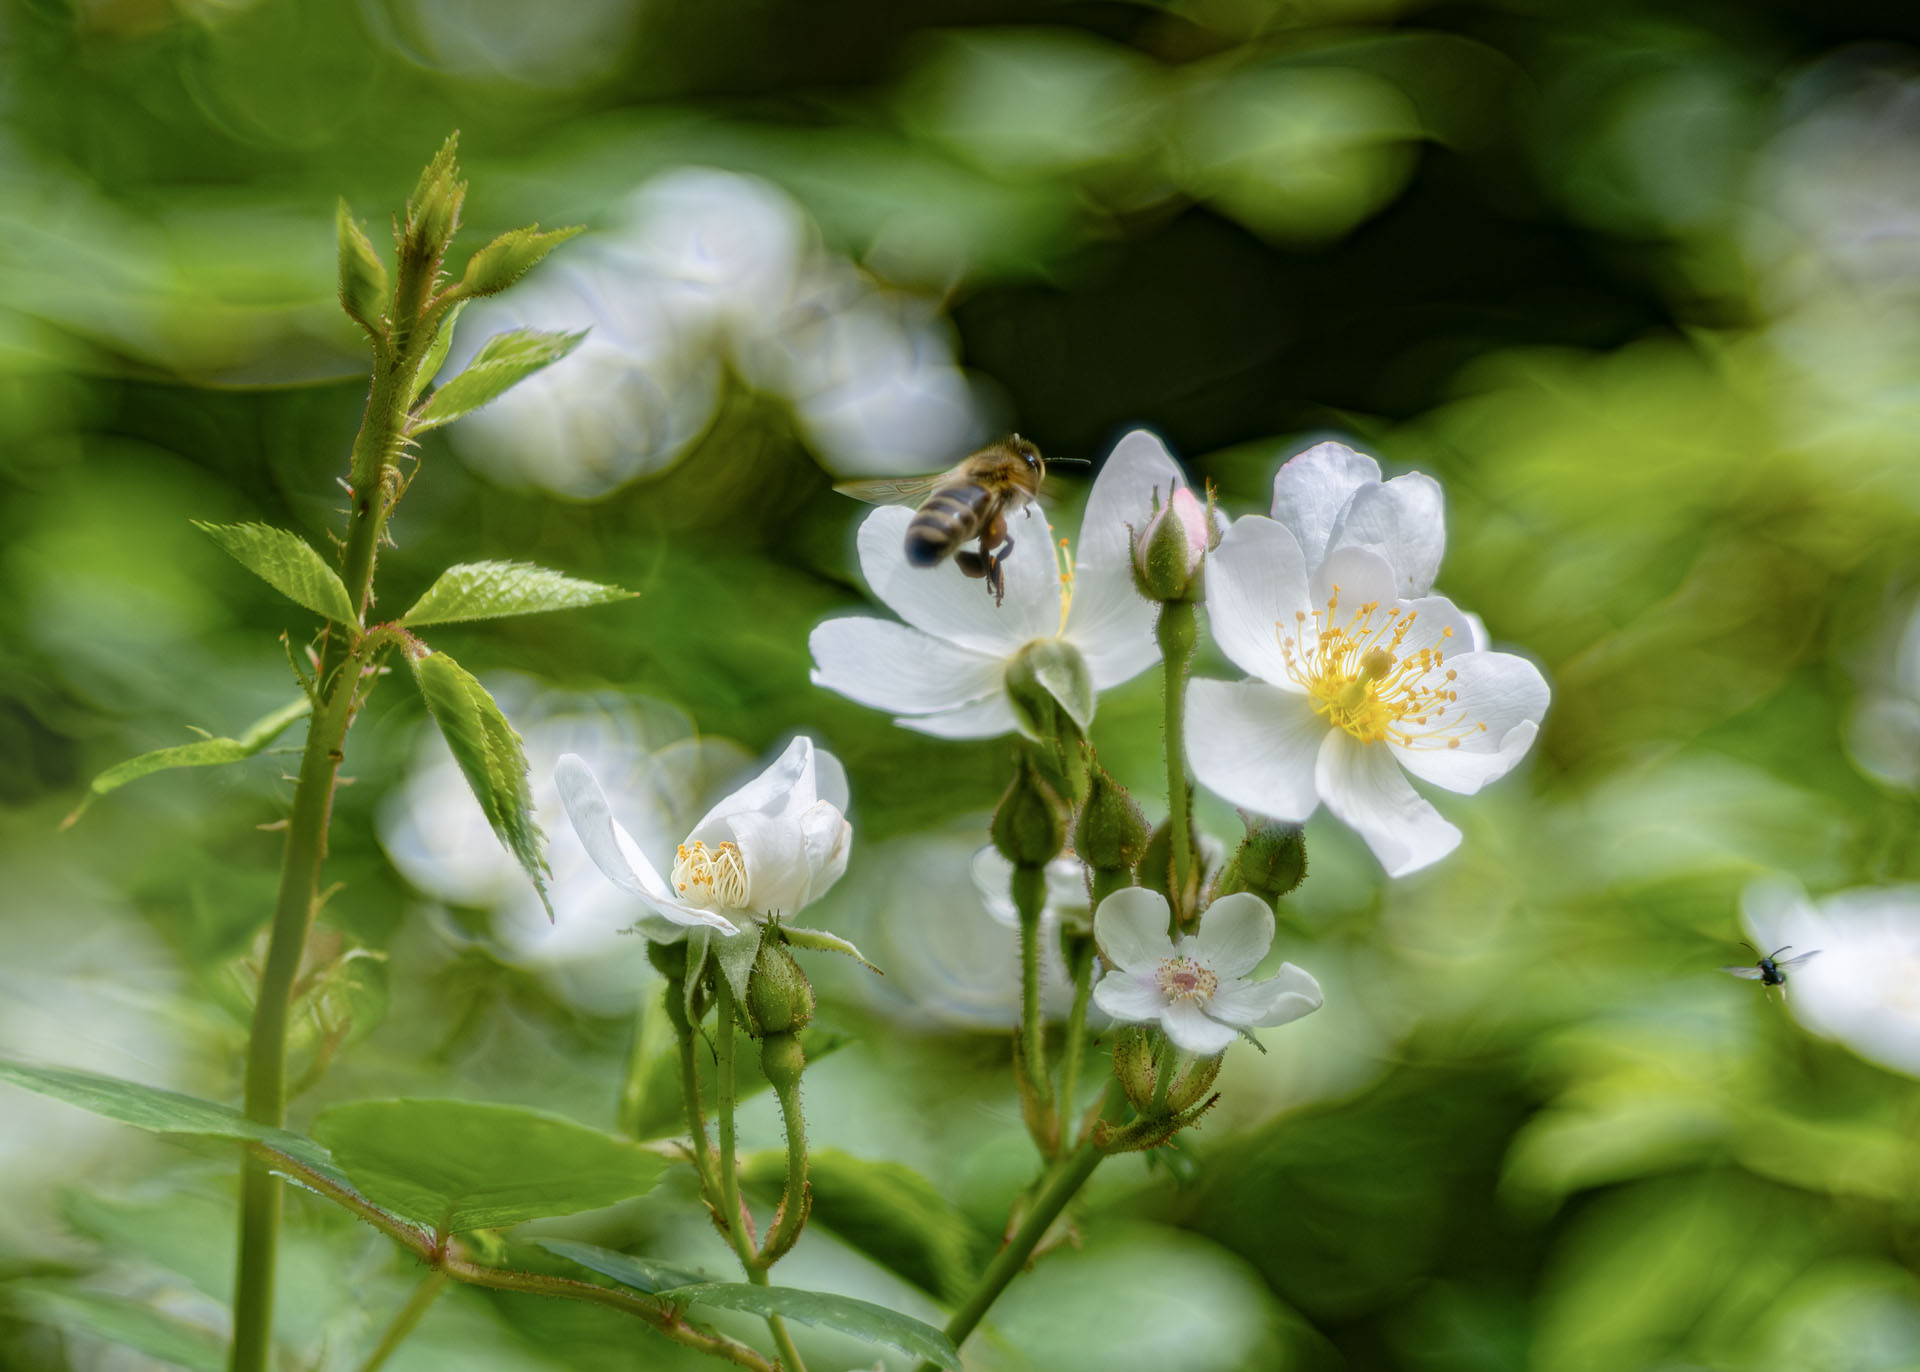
[954,550,989,579]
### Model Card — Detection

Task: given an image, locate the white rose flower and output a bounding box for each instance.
[1187,442,1549,876]
[808,428,1188,738]
[1090,888,1322,1055]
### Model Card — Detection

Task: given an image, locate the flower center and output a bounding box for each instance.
[672,840,750,910]
[1280,586,1487,749]
[1155,956,1218,1004]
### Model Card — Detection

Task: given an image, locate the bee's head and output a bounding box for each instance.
[1007,434,1044,478]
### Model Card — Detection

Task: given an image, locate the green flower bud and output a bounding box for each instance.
[1129,485,1221,603]
[759,1031,806,1095]
[746,929,815,1036]
[1140,811,1205,925]
[335,200,389,335]
[992,754,1067,868]
[1211,814,1307,908]
[1075,759,1150,877]
[404,134,466,262]
[456,225,583,299]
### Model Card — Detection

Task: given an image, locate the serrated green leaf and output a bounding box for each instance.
[408,650,551,915]
[13,1284,225,1372]
[194,521,357,626]
[743,1150,985,1302]
[401,561,634,628]
[549,1243,961,1368]
[535,1238,712,1294]
[782,922,882,975]
[311,1100,668,1235]
[62,696,311,828]
[0,1058,346,1189]
[410,328,586,433]
[457,224,583,299]
[410,298,466,406]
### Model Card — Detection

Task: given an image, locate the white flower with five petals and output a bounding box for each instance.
[556,736,851,939]
[808,429,1190,738]
[1091,888,1323,1055]
[1187,442,1549,877]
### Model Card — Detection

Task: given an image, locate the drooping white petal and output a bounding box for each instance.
[856,505,1059,656]
[1204,516,1314,686]
[1187,680,1325,822]
[1389,651,1549,795]
[1315,731,1461,877]
[1326,471,1445,598]
[1064,429,1184,681]
[809,616,1009,715]
[1210,962,1324,1026]
[1271,441,1381,571]
[1162,999,1239,1055]
[896,692,1021,740]
[1094,886,1178,973]
[555,754,739,932]
[1092,970,1167,1023]
[1190,892,1275,980]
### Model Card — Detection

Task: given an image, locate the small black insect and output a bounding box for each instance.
[1721,942,1821,988]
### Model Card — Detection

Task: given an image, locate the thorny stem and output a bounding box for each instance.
[246,1144,776,1372]
[1012,862,1054,1150]
[1156,601,1198,918]
[756,1066,810,1268]
[230,218,444,1372]
[713,976,806,1372]
[1056,933,1096,1138]
[354,1271,447,1372]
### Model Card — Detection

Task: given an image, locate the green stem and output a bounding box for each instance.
[1056,932,1095,1137]
[921,1139,1107,1369]
[756,1068,809,1268]
[1156,602,1197,915]
[230,272,435,1372]
[713,978,806,1371]
[354,1270,447,1372]
[1011,863,1054,1145]
[671,982,722,1206]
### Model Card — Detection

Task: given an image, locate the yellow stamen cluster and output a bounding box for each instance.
[1156,956,1219,1004]
[672,839,750,910]
[1280,586,1487,750]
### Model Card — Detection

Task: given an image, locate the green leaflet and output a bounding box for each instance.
[62,696,311,828]
[408,650,551,916]
[401,560,633,627]
[193,521,358,625]
[409,327,586,432]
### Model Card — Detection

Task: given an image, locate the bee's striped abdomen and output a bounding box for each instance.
[906,483,992,567]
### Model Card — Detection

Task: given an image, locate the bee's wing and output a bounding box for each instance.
[1776,950,1822,970]
[833,474,948,507]
[1719,964,1767,979]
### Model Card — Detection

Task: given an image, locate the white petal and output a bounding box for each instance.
[797,800,851,905]
[1204,516,1314,685]
[1161,1000,1237,1055]
[813,745,851,813]
[856,505,1059,656]
[692,737,814,839]
[1092,970,1167,1023]
[896,692,1021,740]
[1326,471,1445,598]
[1271,441,1381,572]
[1187,680,1325,821]
[1389,651,1549,794]
[1308,542,1401,612]
[730,807,811,914]
[1094,886,1178,974]
[810,616,1008,715]
[1191,892,1275,980]
[1064,430,1184,684]
[555,754,739,933]
[1315,731,1461,877]
[1211,962,1324,1026]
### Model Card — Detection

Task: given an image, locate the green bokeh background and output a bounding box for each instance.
[5,0,1920,1368]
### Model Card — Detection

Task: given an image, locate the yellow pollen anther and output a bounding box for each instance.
[671,840,750,911]
[1274,587,1489,750]
[1156,956,1218,1004]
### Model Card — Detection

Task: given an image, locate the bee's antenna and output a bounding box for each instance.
[1050,458,1094,470]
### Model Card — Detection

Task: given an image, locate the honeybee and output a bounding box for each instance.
[835,436,1047,606]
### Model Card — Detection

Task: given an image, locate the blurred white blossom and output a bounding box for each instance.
[1742,879,1920,1079]
[1845,592,1920,789]
[443,168,987,496]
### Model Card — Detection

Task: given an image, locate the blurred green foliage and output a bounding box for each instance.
[7,0,1920,1369]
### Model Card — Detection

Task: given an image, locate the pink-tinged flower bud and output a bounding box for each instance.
[1131,485,1218,602]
